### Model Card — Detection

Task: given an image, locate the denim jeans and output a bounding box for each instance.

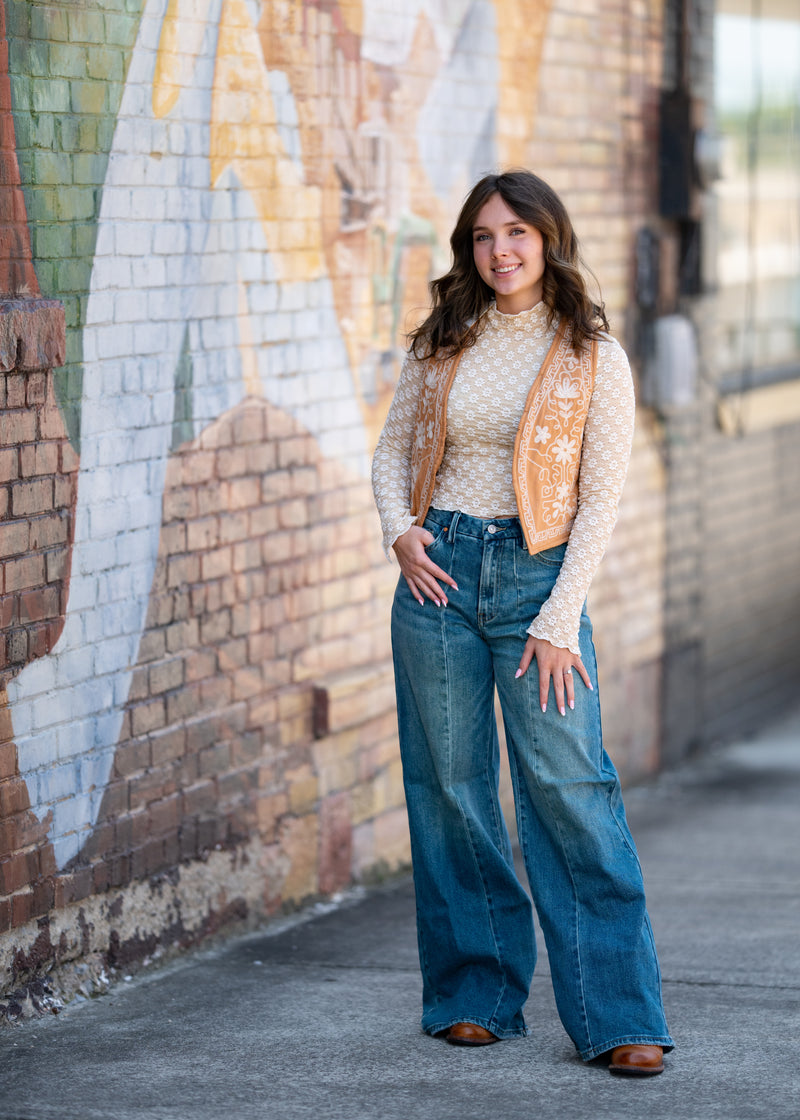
[390,508,673,1060]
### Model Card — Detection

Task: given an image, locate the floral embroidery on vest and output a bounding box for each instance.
[408,321,596,553]
[513,325,597,548]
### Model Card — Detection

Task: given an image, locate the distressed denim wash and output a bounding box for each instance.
[390,508,673,1060]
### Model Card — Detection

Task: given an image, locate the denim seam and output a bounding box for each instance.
[454,533,508,1028]
[524,672,593,1055]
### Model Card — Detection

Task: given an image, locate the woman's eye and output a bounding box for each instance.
[511,228,525,236]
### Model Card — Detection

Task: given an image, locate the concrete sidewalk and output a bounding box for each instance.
[2,708,799,1120]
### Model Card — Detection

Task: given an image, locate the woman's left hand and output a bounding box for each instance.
[515,636,592,715]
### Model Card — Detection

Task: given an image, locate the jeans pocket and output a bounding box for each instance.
[423,527,448,552]
[530,542,567,567]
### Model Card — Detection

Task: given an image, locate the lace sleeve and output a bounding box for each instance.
[526,337,636,654]
[371,353,425,557]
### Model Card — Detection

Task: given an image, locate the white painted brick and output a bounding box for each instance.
[34,761,81,807]
[152,221,189,256]
[77,537,117,575]
[68,581,105,627]
[116,221,153,257]
[132,255,167,288]
[57,719,93,762]
[55,644,94,689]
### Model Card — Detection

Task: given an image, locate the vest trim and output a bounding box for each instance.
[409,320,597,556]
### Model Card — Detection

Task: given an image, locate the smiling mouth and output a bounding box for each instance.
[493,264,521,275]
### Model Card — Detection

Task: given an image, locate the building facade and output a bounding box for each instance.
[1,0,798,999]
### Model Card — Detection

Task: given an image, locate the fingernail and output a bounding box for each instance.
[541,703,547,713]
[434,598,440,607]
[417,597,424,606]
[453,584,459,591]
[569,700,575,710]
[559,705,566,716]
[515,668,522,679]
[588,682,594,690]
[442,600,448,608]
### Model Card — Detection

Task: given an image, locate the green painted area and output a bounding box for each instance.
[7,0,145,450]
[171,326,195,453]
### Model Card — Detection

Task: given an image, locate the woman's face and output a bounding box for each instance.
[472,193,545,314]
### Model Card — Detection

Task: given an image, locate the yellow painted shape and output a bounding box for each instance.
[210,0,324,282]
[493,0,552,166]
[153,0,215,118]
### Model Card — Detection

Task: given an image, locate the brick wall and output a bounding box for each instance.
[0,0,692,998]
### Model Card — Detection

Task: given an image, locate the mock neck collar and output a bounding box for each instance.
[484,300,551,334]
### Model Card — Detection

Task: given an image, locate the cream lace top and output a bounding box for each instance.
[372,301,635,654]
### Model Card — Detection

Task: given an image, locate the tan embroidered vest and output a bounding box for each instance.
[409,321,598,555]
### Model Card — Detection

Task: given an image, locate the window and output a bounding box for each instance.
[713,0,800,385]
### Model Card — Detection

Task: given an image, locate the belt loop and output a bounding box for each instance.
[449,510,461,546]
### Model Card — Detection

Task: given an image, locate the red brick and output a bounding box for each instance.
[186,516,218,552]
[114,738,152,780]
[25,373,46,406]
[6,374,26,409]
[11,477,52,517]
[0,519,28,558]
[163,486,198,522]
[201,546,232,582]
[0,741,16,777]
[196,481,226,516]
[20,442,59,477]
[0,411,35,443]
[0,447,18,482]
[232,407,264,444]
[131,698,166,737]
[167,554,200,588]
[11,890,32,928]
[199,674,232,709]
[0,777,30,817]
[198,742,230,777]
[278,436,312,468]
[180,451,215,485]
[225,478,260,510]
[151,727,186,765]
[182,782,216,816]
[18,584,60,623]
[61,440,79,473]
[54,474,73,507]
[149,657,184,695]
[216,447,247,478]
[28,511,69,549]
[45,547,68,583]
[219,512,249,544]
[0,852,30,895]
[31,876,55,916]
[27,622,50,659]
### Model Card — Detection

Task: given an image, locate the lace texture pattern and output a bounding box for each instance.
[371,302,635,653]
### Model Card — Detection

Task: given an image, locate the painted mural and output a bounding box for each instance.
[6,0,549,870]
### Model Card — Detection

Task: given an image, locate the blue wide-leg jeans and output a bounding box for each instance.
[391,508,673,1060]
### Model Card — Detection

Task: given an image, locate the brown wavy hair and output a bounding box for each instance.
[409,170,609,359]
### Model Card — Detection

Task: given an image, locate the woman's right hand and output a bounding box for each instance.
[392,525,459,607]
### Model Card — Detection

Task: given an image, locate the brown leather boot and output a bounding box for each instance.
[608,1044,665,1075]
[442,1022,499,1046]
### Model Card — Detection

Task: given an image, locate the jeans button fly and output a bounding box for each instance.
[487,525,497,534]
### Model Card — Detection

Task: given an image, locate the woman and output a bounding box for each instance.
[372,171,673,1075]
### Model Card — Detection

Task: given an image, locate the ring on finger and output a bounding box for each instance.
[564,668,572,675]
